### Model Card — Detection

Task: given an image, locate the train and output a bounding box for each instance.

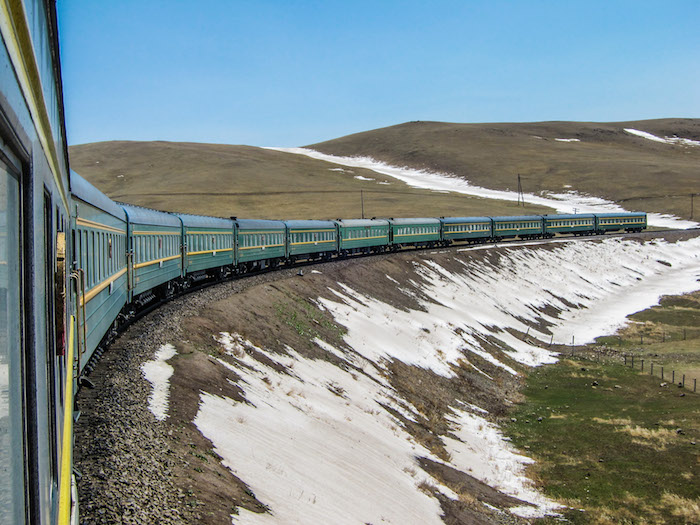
[0,1,647,523]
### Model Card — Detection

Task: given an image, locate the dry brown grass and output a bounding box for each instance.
[661,492,700,522]
[69,140,553,219]
[311,118,700,220]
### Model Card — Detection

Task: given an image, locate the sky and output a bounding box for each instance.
[57,0,700,147]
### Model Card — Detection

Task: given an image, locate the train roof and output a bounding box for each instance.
[235,219,286,230]
[543,214,595,220]
[284,220,337,229]
[178,213,234,229]
[441,216,491,224]
[334,219,390,227]
[490,215,544,222]
[70,171,126,220]
[388,218,441,225]
[120,203,182,227]
[594,212,646,217]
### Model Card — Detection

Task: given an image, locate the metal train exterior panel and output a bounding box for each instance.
[491,215,544,240]
[180,214,234,275]
[235,219,287,268]
[389,218,441,247]
[336,219,390,253]
[595,212,647,233]
[543,214,595,236]
[71,173,128,371]
[122,204,183,299]
[441,216,493,242]
[285,220,338,259]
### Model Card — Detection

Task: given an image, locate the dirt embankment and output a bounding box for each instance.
[74,230,699,524]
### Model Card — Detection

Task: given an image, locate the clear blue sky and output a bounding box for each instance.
[57,0,700,147]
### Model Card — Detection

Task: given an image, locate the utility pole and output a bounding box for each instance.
[691,193,695,220]
[517,174,524,206]
[361,190,365,219]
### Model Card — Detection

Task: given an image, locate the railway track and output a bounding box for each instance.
[78,226,699,386]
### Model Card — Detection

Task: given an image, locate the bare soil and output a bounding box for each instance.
[74,230,697,524]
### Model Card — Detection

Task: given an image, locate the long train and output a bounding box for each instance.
[0,1,648,523]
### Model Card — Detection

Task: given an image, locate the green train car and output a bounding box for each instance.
[441,216,493,243]
[595,212,647,233]
[235,219,287,270]
[181,214,234,278]
[389,218,441,248]
[336,219,390,255]
[285,220,338,261]
[491,215,544,240]
[122,204,183,301]
[543,214,596,236]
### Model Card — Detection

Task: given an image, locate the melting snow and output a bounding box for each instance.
[190,235,700,523]
[141,344,177,421]
[353,175,374,181]
[554,138,580,142]
[625,128,700,147]
[195,333,559,523]
[268,147,699,229]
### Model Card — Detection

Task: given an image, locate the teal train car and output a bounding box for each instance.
[181,214,234,278]
[543,214,596,237]
[491,215,544,240]
[595,212,647,233]
[335,219,390,255]
[71,172,128,370]
[235,219,287,270]
[285,220,338,261]
[441,216,493,244]
[389,218,441,248]
[122,204,183,301]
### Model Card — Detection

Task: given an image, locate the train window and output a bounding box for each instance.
[1,154,24,523]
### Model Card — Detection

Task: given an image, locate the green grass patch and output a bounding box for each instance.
[504,358,700,524]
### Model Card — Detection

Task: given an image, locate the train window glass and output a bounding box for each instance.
[43,191,59,480]
[0,157,23,523]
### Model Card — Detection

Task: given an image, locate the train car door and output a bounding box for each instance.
[0,140,30,523]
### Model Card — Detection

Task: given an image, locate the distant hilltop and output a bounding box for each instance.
[70,118,700,221]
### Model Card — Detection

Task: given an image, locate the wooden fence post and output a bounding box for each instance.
[650,363,654,375]
[641,360,644,372]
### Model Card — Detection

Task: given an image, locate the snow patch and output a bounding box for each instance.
[625,128,700,147]
[354,175,374,181]
[141,344,177,421]
[554,138,580,142]
[268,147,698,229]
[196,334,561,523]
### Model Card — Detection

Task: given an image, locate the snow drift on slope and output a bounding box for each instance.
[269,147,699,229]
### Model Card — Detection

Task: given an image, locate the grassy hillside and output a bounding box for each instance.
[309,119,700,220]
[69,141,552,219]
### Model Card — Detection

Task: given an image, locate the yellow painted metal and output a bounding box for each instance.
[57,316,76,524]
[0,0,69,209]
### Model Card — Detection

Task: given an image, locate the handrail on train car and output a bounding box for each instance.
[58,316,76,524]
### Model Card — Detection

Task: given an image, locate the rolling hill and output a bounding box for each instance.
[68,141,552,220]
[69,118,700,221]
[309,118,700,220]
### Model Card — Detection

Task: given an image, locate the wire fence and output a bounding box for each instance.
[560,345,698,394]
